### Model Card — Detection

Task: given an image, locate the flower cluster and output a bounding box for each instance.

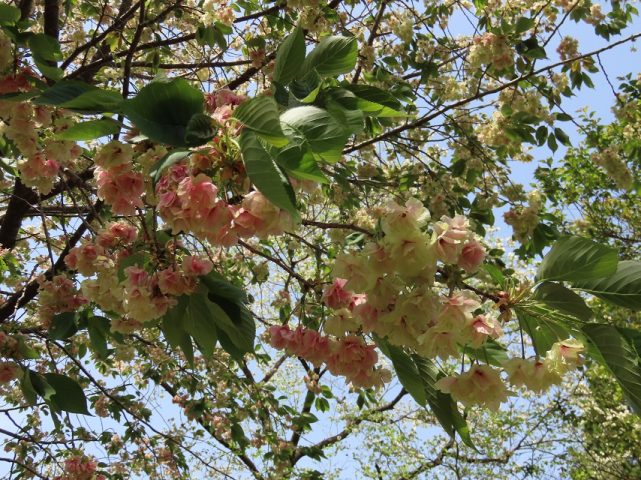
[0,331,19,358]
[592,146,633,190]
[157,163,293,245]
[326,199,490,357]
[63,221,213,331]
[437,338,585,410]
[468,33,513,72]
[37,275,88,326]
[503,190,542,241]
[268,325,388,388]
[94,141,145,215]
[0,100,82,193]
[0,361,20,384]
[55,455,104,480]
[436,365,509,411]
[204,88,246,127]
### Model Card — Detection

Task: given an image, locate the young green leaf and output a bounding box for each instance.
[273,27,306,84]
[302,36,358,77]
[573,261,641,310]
[43,373,90,415]
[55,118,120,141]
[537,236,618,282]
[583,324,641,414]
[233,96,288,147]
[238,130,299,220]
[121,78,205,147]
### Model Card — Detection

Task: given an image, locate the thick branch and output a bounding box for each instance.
[0,201,101,324]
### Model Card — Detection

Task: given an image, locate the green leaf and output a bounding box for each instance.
[87,316,110,360]
[515,17,535,34]
[573,261,641,310]
[28,371,55,401]
[55,118,120,141]
[583,324,641,414]
[28,33,64,81]
[149,150,191,185]
[186,291,219,356]
[280,106,350,163]
[43,373,90,415]
[201,273,254,354]
[208,296,254,355]
[341,85,408,117]
[196,25,226,49]
[302,36,358,77]
[537,236,618,282]
[483,264,506,288]
[184,113,216,146]
[0,4,21,25]
[273,27,306,84]
[161,296,195,367]
[59,89,123,113]
[49,312,78,340]
[238,130,299,220]
[290,69,322,103]
[16,336,39,360]
[33,61,64,82]
[121,78,205,147]
[233,96,288,147]
[463,339,509,367]
[533,282,593,321]
[161,296,189,348]
[516,309,570,355]
[33,80,123,113]
[277,143,328,184]
[554,127,571,146]
[324,99,365,136]
[412,355,475,448]
[201,271,248,305]
[377,338,426,405]
[29,33,63,62]
[20,371,38,406]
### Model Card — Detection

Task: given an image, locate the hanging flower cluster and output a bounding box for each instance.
[60,221,215,332]
[269,325,389,388]
[326,199,489,354]
[94,141,145,215]
[37,275,88,326]
[467,33,514,72]
[318,197,585,409]
[156,164,294,245]
[54,455,104,480]
[0,97,81,194]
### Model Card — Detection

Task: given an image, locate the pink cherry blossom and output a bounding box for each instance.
[457,239,486,273]
[182,256,213,276]
[322,278,353,310]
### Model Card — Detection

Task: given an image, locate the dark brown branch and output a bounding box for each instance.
[291,388,407,464]
[0,201,101,324]
[352,0,388,84]
[0,457,49,480]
